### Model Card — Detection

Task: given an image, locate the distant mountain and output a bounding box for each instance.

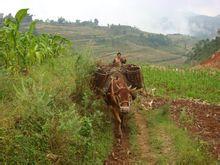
[157,13,220,39]
[188,15,220,38]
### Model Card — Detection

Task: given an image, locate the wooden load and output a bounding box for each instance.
[93,64,144,93]
[93,68,110,94]
[123,64,144,89]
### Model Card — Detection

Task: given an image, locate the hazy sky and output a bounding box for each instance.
[0,0,220,33]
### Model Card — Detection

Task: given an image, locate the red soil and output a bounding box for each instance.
[200,52,220,69]
[104,122,132,164]
[152,97,220,160]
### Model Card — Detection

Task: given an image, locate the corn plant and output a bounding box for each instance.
[0,9,71,74]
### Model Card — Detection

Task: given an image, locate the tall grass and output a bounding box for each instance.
[0,51,112,164]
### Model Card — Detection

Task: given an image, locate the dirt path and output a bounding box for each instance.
[134,111,156,164]
[104,122,132,164]
[104,109,156,164]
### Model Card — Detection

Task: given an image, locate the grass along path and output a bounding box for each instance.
[0,54,113,164]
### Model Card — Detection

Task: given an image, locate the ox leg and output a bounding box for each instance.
[121,114,127,130]
[112,108,122,138]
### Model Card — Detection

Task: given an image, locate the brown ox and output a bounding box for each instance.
[105,71,135,137]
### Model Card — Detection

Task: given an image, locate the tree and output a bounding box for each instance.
[94,18,99,26]
[23,13,33,23]
[4,13,13,20]
[57,17,66,24]
[217,29,220,36]
[0,13,3,24]
[76,19,81,24]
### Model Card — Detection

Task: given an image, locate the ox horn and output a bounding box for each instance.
[130,87,137,91]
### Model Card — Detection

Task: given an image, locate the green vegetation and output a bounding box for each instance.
[187,36,220,63]
[0,52,113,164]
[0,9,70,74]
[0,9,112,164]
[143,65,220,104]
[145,105,215,164]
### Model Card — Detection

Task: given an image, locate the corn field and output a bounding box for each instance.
[0,9,70,74]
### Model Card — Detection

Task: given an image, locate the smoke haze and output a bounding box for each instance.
[0,0,220,36]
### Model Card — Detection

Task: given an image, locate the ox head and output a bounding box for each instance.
[114,84,136,114]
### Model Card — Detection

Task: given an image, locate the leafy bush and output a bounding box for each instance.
[74,49,95,102]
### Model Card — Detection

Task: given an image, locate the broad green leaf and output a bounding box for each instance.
[15,9,28,24]
[36,52,42,63]
[29,21,36,34]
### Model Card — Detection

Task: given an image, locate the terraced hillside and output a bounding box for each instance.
[35,23,198,66]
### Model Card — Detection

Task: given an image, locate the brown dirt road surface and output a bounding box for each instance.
[104,110,156,164]
[134,111,156,164]
[104,121,132,164]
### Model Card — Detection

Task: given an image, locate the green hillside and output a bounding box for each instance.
[186,36,220,63]
[35,23,198,66]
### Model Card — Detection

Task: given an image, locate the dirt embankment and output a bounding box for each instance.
[200,52,220,69]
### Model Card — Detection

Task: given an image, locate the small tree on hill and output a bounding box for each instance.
[4,13,13,21]
[94,18,99,26]
[58,17,66,24]
[217,29,220,36]
[76,19,81,24]
[23,13,33,23]
[0,13,3,25]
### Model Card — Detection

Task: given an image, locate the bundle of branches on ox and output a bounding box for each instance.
[105,71,136,137]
